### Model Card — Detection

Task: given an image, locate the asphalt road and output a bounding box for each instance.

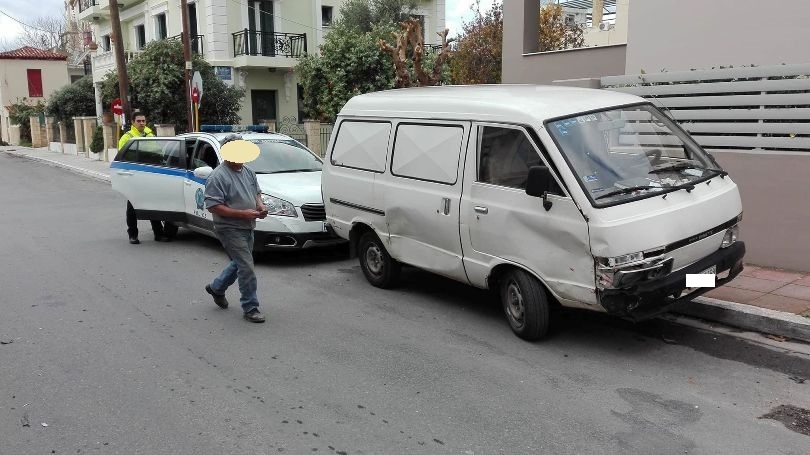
[1,153,809,455]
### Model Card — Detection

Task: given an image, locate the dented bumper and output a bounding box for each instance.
[598,242,746,321]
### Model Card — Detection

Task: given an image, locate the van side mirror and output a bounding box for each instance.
[526,166,555,211]
[193,166,213,179]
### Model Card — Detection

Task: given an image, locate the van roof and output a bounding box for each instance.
[339,85,646,123]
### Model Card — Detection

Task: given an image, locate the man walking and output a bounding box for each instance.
[118,111,175,244]
[203,135,268,323]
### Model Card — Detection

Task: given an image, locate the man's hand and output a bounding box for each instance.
[243,209,261,219]
[256,204,268,219]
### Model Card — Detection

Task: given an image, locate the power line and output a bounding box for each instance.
[0,10,59,35]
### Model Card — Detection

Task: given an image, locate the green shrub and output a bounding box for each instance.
[8,99,45,144]
[90,125,104,154]
[46,76,96,123]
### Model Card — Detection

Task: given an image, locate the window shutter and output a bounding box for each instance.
[27,69,43,97]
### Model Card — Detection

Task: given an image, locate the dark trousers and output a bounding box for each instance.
[126,201,177,239]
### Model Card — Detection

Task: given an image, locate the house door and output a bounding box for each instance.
[251,90,276,125]
[248,0,274,56]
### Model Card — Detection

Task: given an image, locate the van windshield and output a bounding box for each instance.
[546,104,724,207]
[246,139,323,174]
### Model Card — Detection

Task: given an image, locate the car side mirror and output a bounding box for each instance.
[526,166,555,211]
[193,166,213,179]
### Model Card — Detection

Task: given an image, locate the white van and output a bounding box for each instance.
[321,85,745,340]
[111,132,345,250]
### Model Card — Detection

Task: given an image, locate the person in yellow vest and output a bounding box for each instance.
[118,111,177,244]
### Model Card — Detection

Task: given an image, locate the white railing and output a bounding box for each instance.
[601,63,810,154]
[92,50,143,80]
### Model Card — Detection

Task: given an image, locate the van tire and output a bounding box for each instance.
[358,232,400,288]
[500,269,549,340]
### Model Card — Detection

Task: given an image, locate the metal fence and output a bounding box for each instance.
[232,30,307,58]
[319,124,334,156]
[601,63,810,153]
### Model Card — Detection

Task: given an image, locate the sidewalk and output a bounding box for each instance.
[3,144,810,342]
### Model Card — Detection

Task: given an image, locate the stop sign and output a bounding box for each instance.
[111,98,123,116]
[191,86,200,104]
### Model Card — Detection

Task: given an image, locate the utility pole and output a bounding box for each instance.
[108,0,131,123]
[180,0,194,132]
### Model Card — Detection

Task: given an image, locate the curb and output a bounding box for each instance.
[2,149,111,183]
[674,297,810,343]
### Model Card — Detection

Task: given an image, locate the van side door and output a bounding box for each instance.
[460,124,595,306]
[382,121,471,282]
[183,137,221,232]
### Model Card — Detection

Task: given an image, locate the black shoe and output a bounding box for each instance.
[205,285,229,309]
[129,237,140,244]
[243,309,266,323]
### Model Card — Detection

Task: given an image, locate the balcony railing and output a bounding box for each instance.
[168,34,205,55]
[232,30,307,58]
[78,0,99,13]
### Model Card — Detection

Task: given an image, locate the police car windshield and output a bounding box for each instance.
[246,139,323,174]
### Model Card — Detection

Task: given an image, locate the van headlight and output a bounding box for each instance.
[596,251,644,268]
[261,194,298,218]
[720,225,739,248]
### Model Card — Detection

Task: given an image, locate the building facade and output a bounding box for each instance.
[77,0,445,126]
[0,47,70,143]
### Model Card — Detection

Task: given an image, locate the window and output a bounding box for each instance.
[102,34,111,52]
[331,121,391,172]
[155,13,167,40]
[135,24,146,49]
[122,139,185,167]
[478,126,543,190]
[192,141,219,169]
[391,123,463,184]
[27,69,43,97]
[321,6,333,26]
[565,14,576,26]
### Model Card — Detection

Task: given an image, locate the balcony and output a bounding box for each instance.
[232,30,307,69]
[76,0,108,22]
[91,49,141,82]
[168,34,205,55]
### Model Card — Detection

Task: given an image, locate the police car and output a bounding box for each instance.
[110,131,345,251]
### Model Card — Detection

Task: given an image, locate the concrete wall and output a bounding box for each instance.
[0,59,69,143]
[625,0,810,73]
[502,0,626,84]
[713,153,810,272]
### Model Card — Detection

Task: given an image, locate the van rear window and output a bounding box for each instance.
[331,121,391,172]
[391,123,464,185]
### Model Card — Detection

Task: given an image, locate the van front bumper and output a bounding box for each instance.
[598,242,746,321]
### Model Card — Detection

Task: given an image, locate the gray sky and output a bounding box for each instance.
[0,0,501,49]
[0,0,66,48]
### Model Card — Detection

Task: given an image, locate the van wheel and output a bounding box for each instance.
[500,269,549,340]
[358,232,400,288]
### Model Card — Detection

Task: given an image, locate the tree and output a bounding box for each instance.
[100,39,243,131]
[450,1,503,85]
[45,75,96,124]
[337,0,419,33]
[297,24,397,122]
[539,2,584,52]
[378,18,453,88]
[14,15,70,52]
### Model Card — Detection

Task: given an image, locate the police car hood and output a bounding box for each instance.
[256,171,324,206]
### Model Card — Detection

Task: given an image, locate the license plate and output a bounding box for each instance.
[700,265,716,275]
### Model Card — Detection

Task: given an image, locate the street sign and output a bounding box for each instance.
[111,98,123,116]
[191,71,203,104]
[191,86,200,104]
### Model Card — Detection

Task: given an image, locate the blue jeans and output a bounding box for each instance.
[210,228,259,313]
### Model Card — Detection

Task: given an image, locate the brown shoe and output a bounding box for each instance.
[243,309,265,323]
[205,284,229,309]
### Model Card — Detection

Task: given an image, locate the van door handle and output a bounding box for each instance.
[116,171,133,176]
[439,198,451,215]
[474,206,488,214]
